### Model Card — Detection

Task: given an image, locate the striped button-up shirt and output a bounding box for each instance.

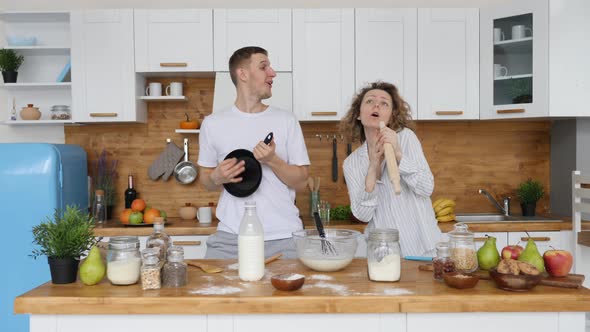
[343,128,442,256]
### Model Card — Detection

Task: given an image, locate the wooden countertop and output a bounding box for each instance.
[14,259,590,315]
[94,216,575,237]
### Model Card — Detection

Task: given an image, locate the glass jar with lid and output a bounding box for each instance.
[107,236,141,285]
[141,254,161,290]
[448,223,478,272]
[432,242,455,280]
[50,105,71,120]
[367,228,401,282]
[162,246,187,287]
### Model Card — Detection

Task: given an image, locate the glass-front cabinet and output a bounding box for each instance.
[480,0,548,119]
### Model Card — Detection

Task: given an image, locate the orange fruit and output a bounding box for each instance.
[119,209,132,224]
[143,208,161,224]
[131,199,146,212]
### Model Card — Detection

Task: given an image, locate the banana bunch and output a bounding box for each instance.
[432,198,456,222]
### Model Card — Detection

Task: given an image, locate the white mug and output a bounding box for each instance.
[494,64,509,78]
[512,25,532,40]
[166,82,183,96]
[197,206,212,224]
[145,82,162,96]
[493,28,505,43]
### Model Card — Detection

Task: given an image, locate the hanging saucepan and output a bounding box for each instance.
[174,138,198,184]
[223,132,273,197]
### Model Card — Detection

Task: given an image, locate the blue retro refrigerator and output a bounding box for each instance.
[0,143,88,332]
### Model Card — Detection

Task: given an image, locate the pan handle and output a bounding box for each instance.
[183,138,189,162]
[264,132,273,145]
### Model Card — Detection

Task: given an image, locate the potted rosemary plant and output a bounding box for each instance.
[91,150,118,219]
[516,179,545,217]
[0,48,24,83]
[31,205,96,284]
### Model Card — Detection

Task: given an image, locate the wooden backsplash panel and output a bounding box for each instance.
[66,77,551,219]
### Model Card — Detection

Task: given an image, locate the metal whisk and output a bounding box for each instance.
[313,212,337,256]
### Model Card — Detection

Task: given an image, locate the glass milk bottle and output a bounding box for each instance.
[238,201,265,281]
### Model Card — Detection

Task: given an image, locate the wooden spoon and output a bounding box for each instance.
[186,260,224,273]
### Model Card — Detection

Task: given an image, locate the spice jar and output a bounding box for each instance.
[162,246,187,287]
[367,228,401,282]
[107,236,141,285]
[50,105,71,120]
[141,255,161,290]
[433,242,455,280]
[448,223,478,273]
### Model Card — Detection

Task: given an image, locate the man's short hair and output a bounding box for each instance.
[228,46,268,86]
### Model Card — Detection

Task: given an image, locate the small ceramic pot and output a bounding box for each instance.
[178,203,198,220]
[20,104,41,120]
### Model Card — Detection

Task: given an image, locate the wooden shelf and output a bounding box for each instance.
[1,82,71,89]
[175,129,200,134]
[139,96,187,101]
[494,37,533,46]
[3,120,74,125]
[494,74,533,81]
[5,46,70,55]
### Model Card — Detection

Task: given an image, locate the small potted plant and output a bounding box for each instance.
[0,48,24,83]
[91,149,118,219]
[516,179,545,217]
[31,205,96,284]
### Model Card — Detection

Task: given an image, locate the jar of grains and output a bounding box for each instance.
[162,246,187,287]
[107,236,141,285]
[447,223,478,273]
[141,254,161,290]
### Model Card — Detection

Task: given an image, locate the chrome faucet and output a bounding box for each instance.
[478,189,511,216]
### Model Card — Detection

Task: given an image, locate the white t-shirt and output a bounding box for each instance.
[198,106,310,240]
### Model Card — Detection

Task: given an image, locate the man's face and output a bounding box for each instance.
[240,53,276,100]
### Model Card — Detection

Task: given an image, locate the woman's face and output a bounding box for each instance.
[358,89,393,129]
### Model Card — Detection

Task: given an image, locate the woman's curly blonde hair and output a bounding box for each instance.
[340,81,415,144]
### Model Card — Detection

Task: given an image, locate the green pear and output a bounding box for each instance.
[518,238,545,272]
[80,246,106,286]
[477,236,501,270]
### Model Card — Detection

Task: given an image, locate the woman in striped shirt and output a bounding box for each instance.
[340,82,442,256]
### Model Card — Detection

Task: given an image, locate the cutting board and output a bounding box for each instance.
[418,264,585,288]
[474,270,585,289]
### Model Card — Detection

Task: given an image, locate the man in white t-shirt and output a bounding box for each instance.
[198,46,310,259]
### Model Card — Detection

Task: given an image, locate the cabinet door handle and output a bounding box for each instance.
[160,62,188,67]
[474,237,488,242]
[520,237,551,242]
[497,108,525,114]
[311,112,338,116]
[174,240,201,246]
[90,113,118,117]
[435,111,463,116]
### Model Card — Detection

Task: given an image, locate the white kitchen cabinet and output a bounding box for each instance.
[417,8,479,120]
[474,231,508,251]
[171,235,209,259]
[507,231,570,255]
[480,0,590,118]
[355,8,417,119]
[292,9,355,122]
[213,9,291,72]
[134,9,213,73]
[71,9,146,123]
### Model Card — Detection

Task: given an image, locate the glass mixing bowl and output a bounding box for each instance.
[292,229,361,272]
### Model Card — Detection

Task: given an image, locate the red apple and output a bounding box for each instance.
[543,250,573,277]
[501,245,524,260]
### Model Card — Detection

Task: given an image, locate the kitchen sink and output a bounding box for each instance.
[454,213,562,223]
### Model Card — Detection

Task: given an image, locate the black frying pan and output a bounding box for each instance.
[223,132,273,197]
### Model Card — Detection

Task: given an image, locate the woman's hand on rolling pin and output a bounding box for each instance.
[368,138,384,172]
[378,127,402,164]
[210,158,245,186]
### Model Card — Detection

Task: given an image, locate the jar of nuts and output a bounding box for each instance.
[448,223,478,273]
[433,242,455,280]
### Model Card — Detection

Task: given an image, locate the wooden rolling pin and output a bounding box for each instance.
[379,121,401,195]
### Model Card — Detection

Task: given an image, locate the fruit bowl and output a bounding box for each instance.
[489,268,543,292]
[291,229,360,272]
[443,272,480,289]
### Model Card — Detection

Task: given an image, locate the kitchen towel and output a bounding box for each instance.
[148,141,184,181]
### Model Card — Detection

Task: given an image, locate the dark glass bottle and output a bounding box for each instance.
[124,175,137,208]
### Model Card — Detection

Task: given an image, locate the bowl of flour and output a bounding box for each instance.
[292,229,361,272]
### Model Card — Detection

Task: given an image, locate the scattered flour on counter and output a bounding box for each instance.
[304,281,350,295]
[201,275,214,282]
[227,263,239,270]
[223,274,240,281]
[190,286,243,295]
[309,274,333,281]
